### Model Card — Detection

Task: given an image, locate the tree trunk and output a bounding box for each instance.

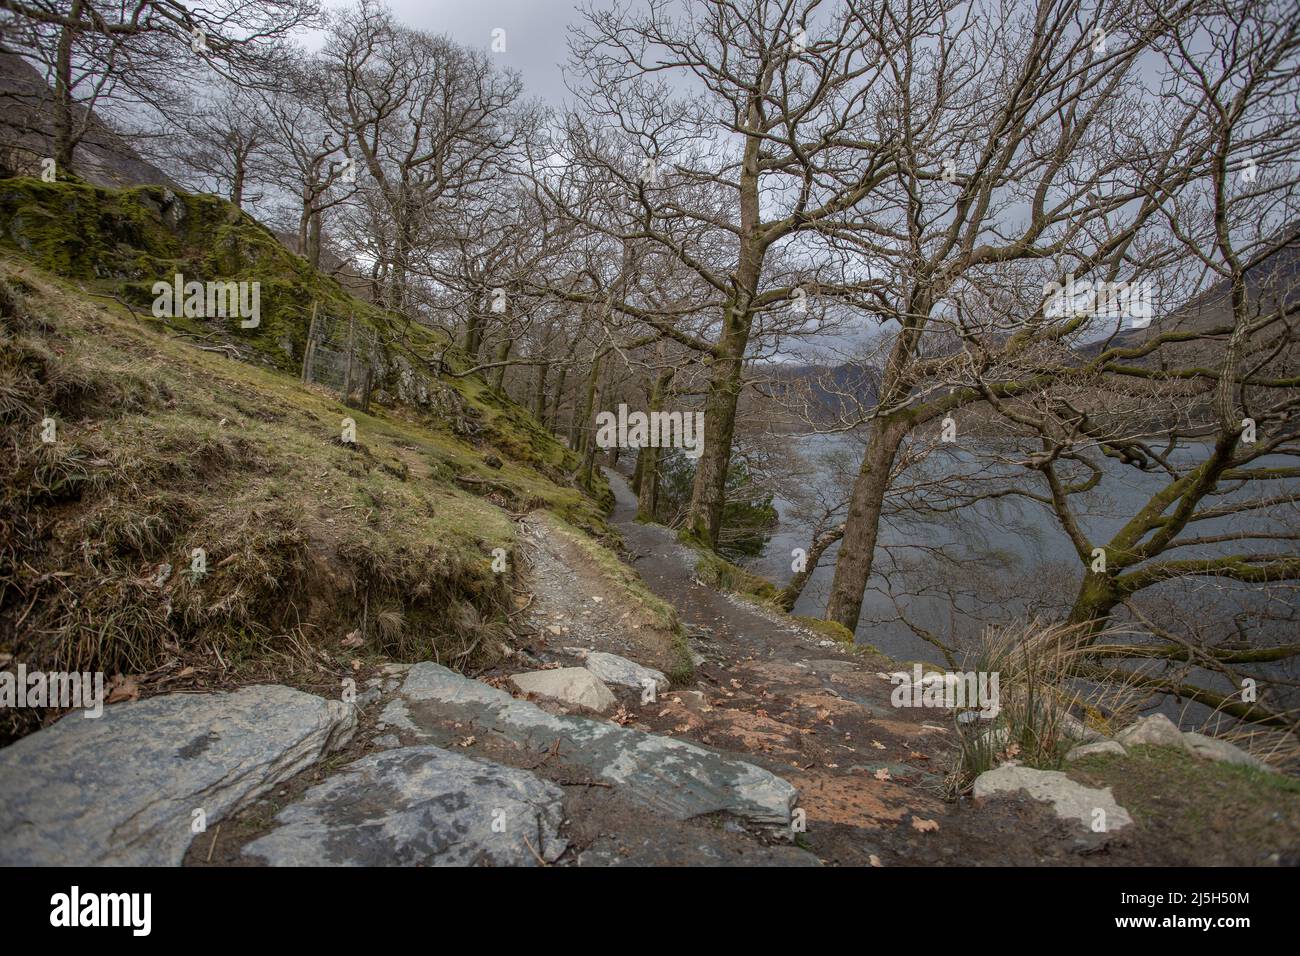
[684,314,749,545]
[532,361,550,421]
[464,302,485,360]
[52,2,84,174]
[637,366,673,521]
[307,212,322,269]
[684,104,764,547]
[631,447,645,495]
[490,338,511,391]
[575,351,603,457]
[578,356,607,489]
[1065,572,1120,635]
[824,416,909,631]
[777,525,844,612]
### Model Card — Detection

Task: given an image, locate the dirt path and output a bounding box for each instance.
[592,469,1168,865]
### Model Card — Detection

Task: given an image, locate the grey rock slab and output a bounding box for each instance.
[581,650,670,693]
[510,667,617,713]
[973,764,1133,831]
[397,662,797,827]
[243,746,566,866]
[0,685,356,865]
[1065,740,1126,762]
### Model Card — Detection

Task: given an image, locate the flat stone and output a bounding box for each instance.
[582,650,669,693]
[0,686,355,865]
[973,765,1132,832]
[1065,740,1126,762]
[243,746,566,866]
[1183,732,1272,772]
[511,667,617,713]
[394,663,797,827]
[1116,713,1189,750]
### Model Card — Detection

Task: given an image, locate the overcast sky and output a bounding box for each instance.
[339,0,582,106]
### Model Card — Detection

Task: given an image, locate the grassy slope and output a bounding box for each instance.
[1067,744,1300,863]
[0,178,637,741]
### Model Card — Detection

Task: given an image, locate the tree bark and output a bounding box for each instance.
[636,366,673,521]
[825,416,909,630]
[52,1,84,173]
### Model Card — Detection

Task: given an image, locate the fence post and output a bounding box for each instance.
[359,366,372,414]
[302,302,320,383]
[342,313,356,403]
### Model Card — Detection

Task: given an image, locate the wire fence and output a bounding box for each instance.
[301,305,376,412]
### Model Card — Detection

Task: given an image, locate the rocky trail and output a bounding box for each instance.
[1,471,1294,867]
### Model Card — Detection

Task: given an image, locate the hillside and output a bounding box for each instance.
[0,176,616,744]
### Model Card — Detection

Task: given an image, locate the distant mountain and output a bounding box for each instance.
[1085,229,1300,355]
[757,361,881,425]
[0,49,178,189]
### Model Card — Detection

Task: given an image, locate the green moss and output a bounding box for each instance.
[692,547,779,603]
[794,616,856,643]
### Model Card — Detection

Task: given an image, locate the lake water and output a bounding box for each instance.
[749,433,1299,713]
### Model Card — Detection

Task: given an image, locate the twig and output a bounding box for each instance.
[205,824,221,863]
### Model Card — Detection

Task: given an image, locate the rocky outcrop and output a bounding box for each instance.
[0,685,355,865]
[243,745,566,866]
[1115,715,1273,772]
[389,662,798,828]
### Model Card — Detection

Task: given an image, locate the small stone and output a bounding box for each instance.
[1116,713,1189,750]
[583,650,669,693]
[1065,740,1126,762]
[510,667,618,713]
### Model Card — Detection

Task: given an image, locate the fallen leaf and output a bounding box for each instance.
[871,740,886,750]
[874,768,891,781]
[869,854,882,867]
[341,630,364,649]
[911,817,940,833]
[106,675,140,705]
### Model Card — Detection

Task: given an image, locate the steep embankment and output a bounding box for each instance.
[0,177,615,744]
